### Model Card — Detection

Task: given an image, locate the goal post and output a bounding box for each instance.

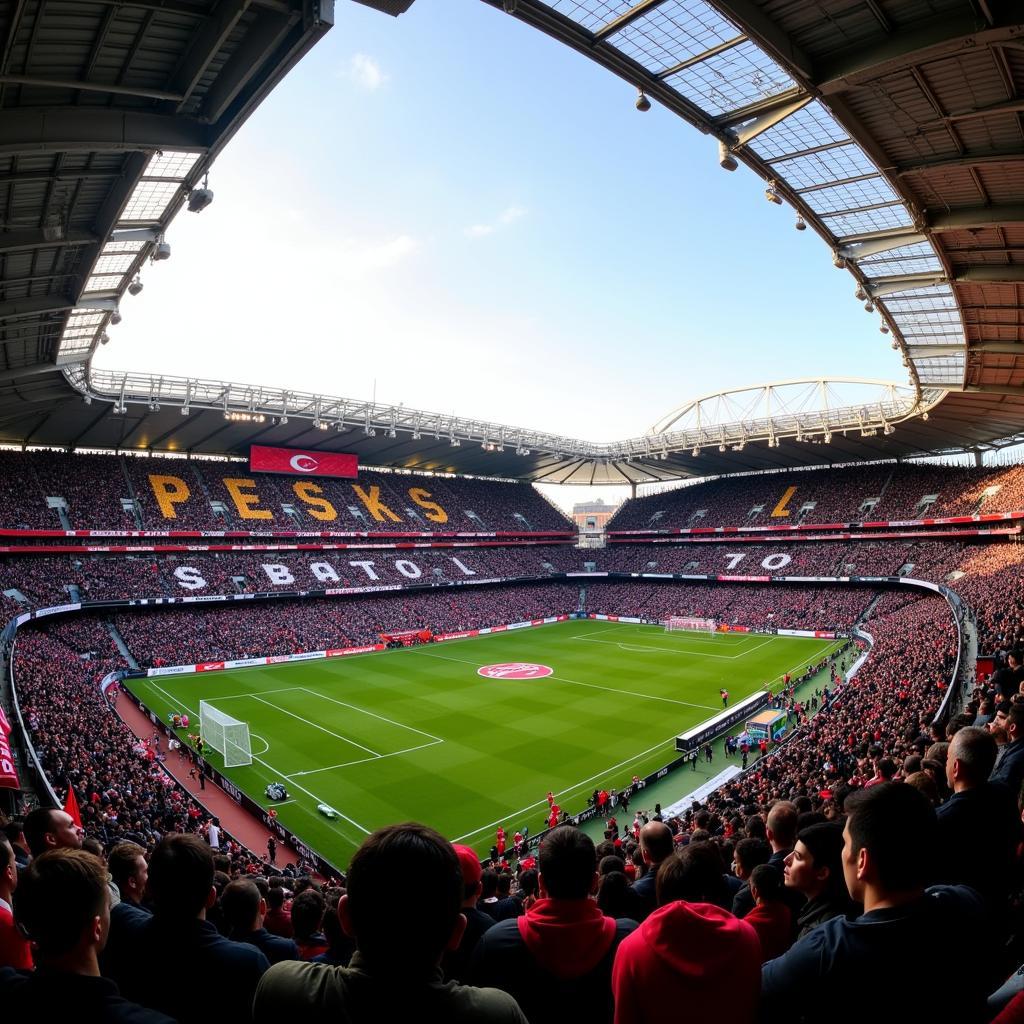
[199,700,253,768]
[666,616,717,635]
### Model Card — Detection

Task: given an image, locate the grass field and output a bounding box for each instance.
[125,620,843,868]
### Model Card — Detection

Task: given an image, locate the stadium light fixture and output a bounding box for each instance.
[832,253,846,269]
[503,0,518,12]
[113,402,126,415]
[922,412,929,421]
[635,89,651,112]
[110,310,122,325]
[764,182,782,205]
[794,215,806,231]
[891,339,899,350]
[718,141,737,172]
[188,174,214,213]
[99,332,110,345]
[412,431,421,440]
[83,394,92,405]
[880,323,890,334]
[883,423,895,435]
[152,237,171,261]
[854,285,867,300]
[387,427,397,438]
[823,431,832,443]
[128,276,143,296]
[180,405,189,416]
[718,443,726,452]
[279,415,288,425]
[691,447,699,457]
[864,301,875,313]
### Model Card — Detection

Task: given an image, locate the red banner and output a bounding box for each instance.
[0,705,20,791]
[249,445,358,479]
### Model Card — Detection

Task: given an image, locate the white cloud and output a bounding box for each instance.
[463,205,527,239]
[342,54,389,91]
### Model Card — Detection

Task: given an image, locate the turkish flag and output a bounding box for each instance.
[249,445,358,479]
[63,784,82,828]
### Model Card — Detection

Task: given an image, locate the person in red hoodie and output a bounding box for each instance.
[611,844,761,1024]
[0,837,31,969]
[743,864,792,963]
[472,826,636,1024]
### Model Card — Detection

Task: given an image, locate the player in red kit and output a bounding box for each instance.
[496,826,506,856]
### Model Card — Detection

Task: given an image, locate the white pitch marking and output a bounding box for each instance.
[287,738,444,778]
[297,688,444,744]
[144,682,371,836]
[248,694,383,758]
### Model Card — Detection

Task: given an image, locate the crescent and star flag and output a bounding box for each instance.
[249,445,359,479]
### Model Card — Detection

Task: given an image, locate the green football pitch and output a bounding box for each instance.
[125,620,843,869]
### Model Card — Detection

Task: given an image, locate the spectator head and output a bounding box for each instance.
[107,842,147,905]
[639,821,673,868]
[656,844,729,907]
[16,849,109,966]
[22,807,84,857]
[749,863,783,905]
[732,838,770,881]
[452,844,483,906]
[147,833,215,920]
[221,878,265,935]
[784,823,844,899]
[340,823,464,970]
[291,889,325,940]
[479,869,498,900]
[843,783,936,903]
[946,726,997,791]
[766,801,799,853]
[538,826,598,900]
[599,854,625,876]
[1005,702,1024,744]
[2,819,26,852]
[266,886,286,912]
[0,836,16,898]
[744,815,767,840]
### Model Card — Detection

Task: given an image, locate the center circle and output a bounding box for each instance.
[477,662,554,680]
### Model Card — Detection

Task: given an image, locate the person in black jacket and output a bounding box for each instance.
[991,702,1024,797]
[105,833,269,1023]
[222,878,300,964]
[472,826,636,1024]
[0,848,173,1023]
[782,823,856,939]
[761,783,993,1024]
[937,726,1017,908]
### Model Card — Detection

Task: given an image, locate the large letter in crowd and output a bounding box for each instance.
[262,564,295,586]
[293,482,337,521]
[224,478,273,520]
[310,562,341,583]
[149,474,191,519]
[351,485,401,523]
[771,486,797,518]
[408,487,448,524]
[173,566,207,591]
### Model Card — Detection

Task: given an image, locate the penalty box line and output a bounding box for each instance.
[144,681,372,838]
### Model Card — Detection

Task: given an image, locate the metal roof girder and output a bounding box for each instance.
[839,230,927,259]
[721,91,812,141]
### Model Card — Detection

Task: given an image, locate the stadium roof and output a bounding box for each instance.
[1,0,1024,484]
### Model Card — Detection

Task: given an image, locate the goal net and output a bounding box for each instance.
[666,616,716,635]
[199,701,253,768]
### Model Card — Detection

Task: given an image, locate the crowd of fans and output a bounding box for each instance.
[8,468,1024,1018]
[609,462,1024,531]
[0,451,573,533]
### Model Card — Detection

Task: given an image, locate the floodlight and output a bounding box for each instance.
[99,332,110,345]
[412,431,421,440]
[764,184,782,205]
[864,301,875,313]
[387,427,397,438]
[181,406,189,416]
[188,175,213,213]
[153,238,171,261]
[794,215,806,231]
[880,323,890,334]
[832,253,846,269]
[83,394,92,405]
[718,141,737,172]
[719,443,726,452]
[635,89,651,112]
[691,446,699,457]
[110,310,122,325]
[854,285,867,300]
[891,339,899,350]
[128,277,143,296]
[823,432,832,443]
[280,415,288,425]
[922,412,929,421]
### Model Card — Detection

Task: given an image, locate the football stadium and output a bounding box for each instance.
[0,1,1024,1021]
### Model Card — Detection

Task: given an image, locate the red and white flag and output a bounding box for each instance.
[0,706,19,791]
[249,445,358,479]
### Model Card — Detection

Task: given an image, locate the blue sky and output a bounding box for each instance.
[95,0,904,462]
